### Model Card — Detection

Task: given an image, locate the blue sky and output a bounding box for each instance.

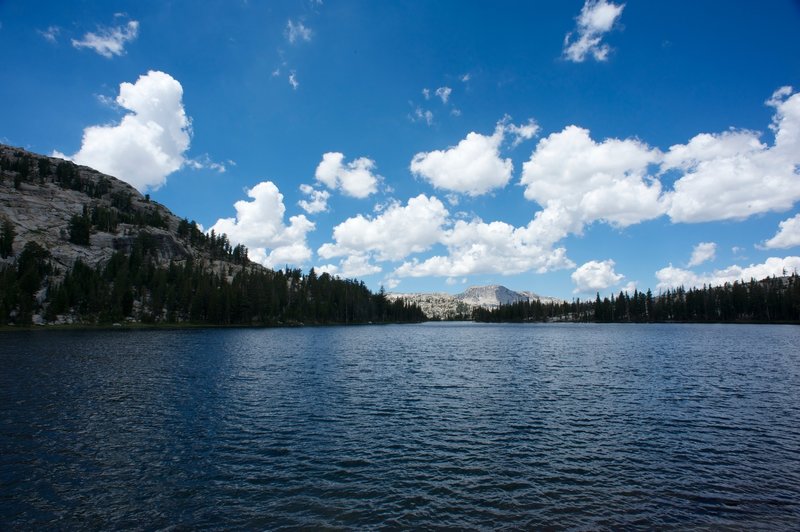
[3,0,800,299]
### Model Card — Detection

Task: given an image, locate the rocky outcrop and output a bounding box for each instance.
[388,285,563,319]
[1,145,202,275]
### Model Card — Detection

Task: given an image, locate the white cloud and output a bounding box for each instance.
[318,195,448,262]
[298,184,331,214]
[656,256,800,291]
[521,125,665,228]
[65,70,191,192]
[317,254,382,278]
[460,73,471,83]
[506,118,540,147]
[563,0,624,62]
[384,278,401,290]
[435,86,452,104]
[410,121,513,196]
[288,71,299,90]
[620,281,638,294]
[209,181,315,268]
[665,87,800,222]
[186,153,229,173]
[314,152,380,198]
[72,19,139,58]
[422,88,431,100]
[39,26,60,43]
[763,214,800,249]
[412,107,434,126]
[517,86,800,238]
[286,20,312,44]
[394,216,574,279]
[688,242,717,267]
[571,259,624,293]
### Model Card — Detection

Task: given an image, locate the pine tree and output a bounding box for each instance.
[0,217,14,258]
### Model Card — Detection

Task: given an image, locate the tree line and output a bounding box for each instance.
[0,232,426,327]
[473,275,800,324]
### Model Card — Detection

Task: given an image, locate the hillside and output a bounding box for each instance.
[387,285,563,320]
[0,145,425,326]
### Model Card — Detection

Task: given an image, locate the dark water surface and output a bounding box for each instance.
[1,323,799,529]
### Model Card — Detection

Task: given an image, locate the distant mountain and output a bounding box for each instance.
[457,285,531,308]
[0,144,425,326]
[388,285,563,319]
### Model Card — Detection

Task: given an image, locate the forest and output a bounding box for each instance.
[0,233,426,327]
[473,275,800,324]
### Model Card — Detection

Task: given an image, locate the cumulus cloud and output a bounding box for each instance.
[62,70,191,192]
[298,184,331,214]
[410,121,513,196]
[688,242,717,267]
[571,259,624,293]
[762,213,800,249]
[517,86,800,238]
[394,217,574,278]
[316,254,382,279]
[72,19,139,58]
[286,20,312,43]
[656,256,800,291]
[314,152,380,198]
[521,125,665,228]
[209,181,315,268]
[664,87,800,222]
[563,0,624,62]
[435,86,452,104]
[318,195,448,262]
[398,85,800,282]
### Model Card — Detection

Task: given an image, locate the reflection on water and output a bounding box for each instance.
[1,323,799,528]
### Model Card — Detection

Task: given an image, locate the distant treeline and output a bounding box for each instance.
[0,233,426,327]
[473,275,800,324]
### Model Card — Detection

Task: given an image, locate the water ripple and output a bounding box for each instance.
[1,323,799,529]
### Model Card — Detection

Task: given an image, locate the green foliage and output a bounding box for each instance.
[0,217,14,258]
[9,242,52,324]
[13,232,427,326]
[474,275,800,324]
[68,210,92,246]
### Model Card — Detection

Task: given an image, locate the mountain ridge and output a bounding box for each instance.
[387,284,563,320]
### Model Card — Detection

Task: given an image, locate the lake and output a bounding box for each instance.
[1,323,799,528]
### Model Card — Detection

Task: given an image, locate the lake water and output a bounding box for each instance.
[1,323,799,529]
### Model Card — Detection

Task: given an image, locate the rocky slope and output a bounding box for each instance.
[387,285,563,319]
[0,144,262,325]
[0,144,245,277]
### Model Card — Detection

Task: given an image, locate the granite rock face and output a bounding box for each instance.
[1,145,197,274]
